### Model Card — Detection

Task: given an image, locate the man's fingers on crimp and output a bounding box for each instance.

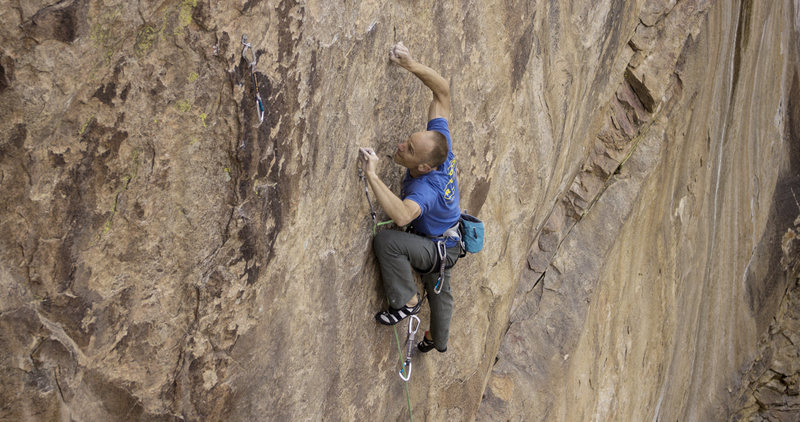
[395,42,407,54]
[359,147,375,159]
[391,43,406,55]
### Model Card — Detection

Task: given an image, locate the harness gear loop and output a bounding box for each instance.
[241,34,265,126]
[399,315,420,382]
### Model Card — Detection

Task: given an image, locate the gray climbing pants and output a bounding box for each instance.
[373,229,461,351]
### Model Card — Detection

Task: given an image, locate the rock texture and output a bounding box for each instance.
[0,0,798,421]
[730,216,800,422]
[482,1,800,421]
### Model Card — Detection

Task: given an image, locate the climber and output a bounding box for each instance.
[359,42,460,353]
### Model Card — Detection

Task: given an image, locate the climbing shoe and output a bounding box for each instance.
[417,331,446,353]
[375,298,421,326]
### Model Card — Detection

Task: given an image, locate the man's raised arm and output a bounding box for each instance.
[390,42,450,121]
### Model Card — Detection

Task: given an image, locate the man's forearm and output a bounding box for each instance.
[365,172,417,227]
[402,60,449,99]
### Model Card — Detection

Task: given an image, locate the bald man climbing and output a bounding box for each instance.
[359,42,461,353]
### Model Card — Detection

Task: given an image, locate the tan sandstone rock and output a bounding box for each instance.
[0,0,798,421]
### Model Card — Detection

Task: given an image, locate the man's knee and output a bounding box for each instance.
[373,230,395,255]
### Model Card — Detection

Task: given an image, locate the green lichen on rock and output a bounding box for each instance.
[176,100,192,112]
[135,25,158,57]
[78,116,94,136]
[90,7,123,66]
[101,149,140,236]
[175,0,198,34]
[89,8,121,46]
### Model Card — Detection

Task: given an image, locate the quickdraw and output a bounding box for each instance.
[241,34,265,125]
[358,168,393,236]
[399,315,420,382]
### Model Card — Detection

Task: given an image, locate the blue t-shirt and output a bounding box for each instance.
[402,118,460,246]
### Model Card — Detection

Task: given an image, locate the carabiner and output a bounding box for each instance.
[241,35,257,68]
[241,34,265,125]
[433,241,447,294]
[399,361,413,382]
[407,314,420,335]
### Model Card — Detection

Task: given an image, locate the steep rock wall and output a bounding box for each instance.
[731,215,800,421]
[482,0,800,420]
[0,0,798,421]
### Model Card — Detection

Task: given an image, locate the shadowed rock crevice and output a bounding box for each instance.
[731,0,754,101]
[730,57,800,422]
[511,22,535,92]
[732,214,800,421]
[743,123,800,325]
[0,61,8,93]
[21,0,86,44]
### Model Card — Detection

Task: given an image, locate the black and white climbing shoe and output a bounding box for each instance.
[375,299,421,326]
[417,331,446,353]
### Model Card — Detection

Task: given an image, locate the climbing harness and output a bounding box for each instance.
[358,163,452,295]
[432,212,484,293]
[358,168,394,236]
[399,315,420,381]
[241,34,265,126]
[428,223,461,294]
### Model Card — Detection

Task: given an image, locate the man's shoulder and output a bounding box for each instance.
[427,118,453,152]
[426,117,449,132]
[404,174,440,196]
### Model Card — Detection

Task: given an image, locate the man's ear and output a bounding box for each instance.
[417,163,433,174]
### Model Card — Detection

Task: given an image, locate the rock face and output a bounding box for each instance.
[0,0,798,421]
[730,216,800,422]
[482,1,800,420]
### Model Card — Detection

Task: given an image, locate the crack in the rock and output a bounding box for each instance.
[167,285,201,415]
[34,308,88,365]
[530,71,680,285]
[53,367,66,403]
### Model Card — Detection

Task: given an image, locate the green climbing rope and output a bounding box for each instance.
[374,219,393,237]
[391,301,414,422]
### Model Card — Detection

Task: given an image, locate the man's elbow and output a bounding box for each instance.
[394,212,416,227]
[394,201,421,227]
[435,86,450,102]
